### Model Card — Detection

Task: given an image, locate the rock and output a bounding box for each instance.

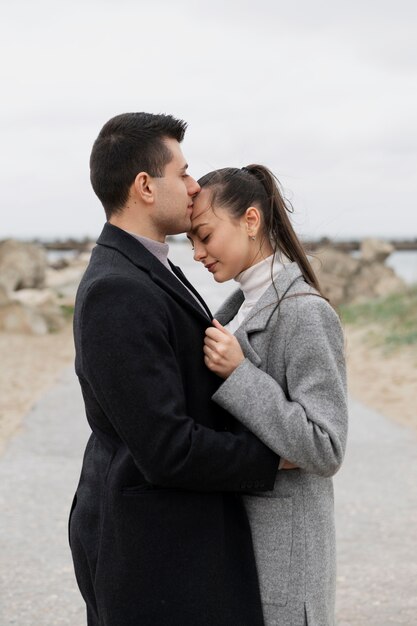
[49,257,70,270]
[45,266,86,291]
[10,288,58,308]
[360,239,394,264]
[311,247,359,277]
[310,248,360,306]
[1,287,67,335]
[10,289,68,333]
[311,241,406,307]
[0,301,49,335]
[0,239,47,293]
[351,263,405,302]
[75,251,92,265]
[39,306,67,333]
[0,241,79,335]
[45,255,89,306]
[0,284,10,307]
[0,295,66,335]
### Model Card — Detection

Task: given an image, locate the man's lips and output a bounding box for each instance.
[205,262,217,273]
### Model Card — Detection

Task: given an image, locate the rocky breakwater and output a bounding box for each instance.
[310,238,406,307]
[0,239,91,335]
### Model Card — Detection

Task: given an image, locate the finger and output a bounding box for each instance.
[204,353,219,371]
[204,354,214,369]
[205,327,225,341]
[204,335,229,355]
[212,319,231,335]
[203,345,215,359]
[204,337,220,350]
[281,460,298,470]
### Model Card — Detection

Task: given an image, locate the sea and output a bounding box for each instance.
[170,243,417,312]
[385,250,417,285]
[46,244,417,312]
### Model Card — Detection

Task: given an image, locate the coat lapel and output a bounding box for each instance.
[215,263,305,367]
[96,223,212,324]
[240,263,304,334]
[214,289,244,326]
[168,261,213,319]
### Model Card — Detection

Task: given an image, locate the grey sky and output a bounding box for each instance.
[1,0,416,240]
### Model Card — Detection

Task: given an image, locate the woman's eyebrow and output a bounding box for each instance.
[190,222,208,235]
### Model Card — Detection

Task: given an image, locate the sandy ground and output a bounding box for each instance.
[344,326,417,430]
[0,323,75,454]
[0,322,416,454]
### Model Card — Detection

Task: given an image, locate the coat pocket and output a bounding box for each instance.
[243,495,293,607]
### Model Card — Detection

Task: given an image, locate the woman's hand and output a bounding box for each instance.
[204,319,245,379]
[281,459,299,470]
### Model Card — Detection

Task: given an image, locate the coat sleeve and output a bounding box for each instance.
[78,275,278,491]
[212,298,348,477]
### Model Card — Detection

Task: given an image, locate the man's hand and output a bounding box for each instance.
[204,319,245,379]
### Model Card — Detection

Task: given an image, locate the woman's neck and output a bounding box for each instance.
[235,254,285,304]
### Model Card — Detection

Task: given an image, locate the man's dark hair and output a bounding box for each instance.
[90,112,187,218]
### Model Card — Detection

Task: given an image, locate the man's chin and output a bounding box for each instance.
[179,217,193,234]
[165,218,192,237]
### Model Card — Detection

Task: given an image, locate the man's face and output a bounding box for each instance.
[152,138,200,236]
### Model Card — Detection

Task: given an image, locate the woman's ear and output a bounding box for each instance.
[133,171,155,204]
[244,206,261,237]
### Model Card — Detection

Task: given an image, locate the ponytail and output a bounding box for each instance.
[244,164,323,295]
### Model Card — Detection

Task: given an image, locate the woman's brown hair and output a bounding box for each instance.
[197,164,323,294]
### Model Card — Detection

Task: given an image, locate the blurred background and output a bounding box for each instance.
[0,1,416,624]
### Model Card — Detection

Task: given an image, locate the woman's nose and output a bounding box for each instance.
[193,243,206,262]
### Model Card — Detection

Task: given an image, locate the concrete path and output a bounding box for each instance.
[1,372,416,625]
[334,399,417,625]
[0,368,87,625]
[1,243,416,625]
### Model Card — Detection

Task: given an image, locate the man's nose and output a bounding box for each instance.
[188,177,201,196]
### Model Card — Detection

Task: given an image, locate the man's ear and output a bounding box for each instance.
[133,172,155,204]
[244,206,261,237]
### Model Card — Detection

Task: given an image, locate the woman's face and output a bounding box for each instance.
[187,188,258,283]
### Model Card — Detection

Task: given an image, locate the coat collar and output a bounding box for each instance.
[214,262,305,366]
[96,222,212,323]
[216,263,304,328]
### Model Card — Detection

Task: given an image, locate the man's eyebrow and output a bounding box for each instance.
[180,163,189,172]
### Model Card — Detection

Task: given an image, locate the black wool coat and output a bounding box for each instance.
[69,223,278,626]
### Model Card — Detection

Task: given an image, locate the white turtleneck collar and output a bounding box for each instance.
[225,254,287,334]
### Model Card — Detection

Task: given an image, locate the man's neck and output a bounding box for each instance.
[109,217,165,243]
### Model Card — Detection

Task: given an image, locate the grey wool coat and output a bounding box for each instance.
[212,262,348,626]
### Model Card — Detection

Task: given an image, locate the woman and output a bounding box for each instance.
[187,165,348,626]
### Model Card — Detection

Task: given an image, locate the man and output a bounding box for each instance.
[69,112,279,626]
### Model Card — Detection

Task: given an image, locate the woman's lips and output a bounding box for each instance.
[205,262,217,273]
